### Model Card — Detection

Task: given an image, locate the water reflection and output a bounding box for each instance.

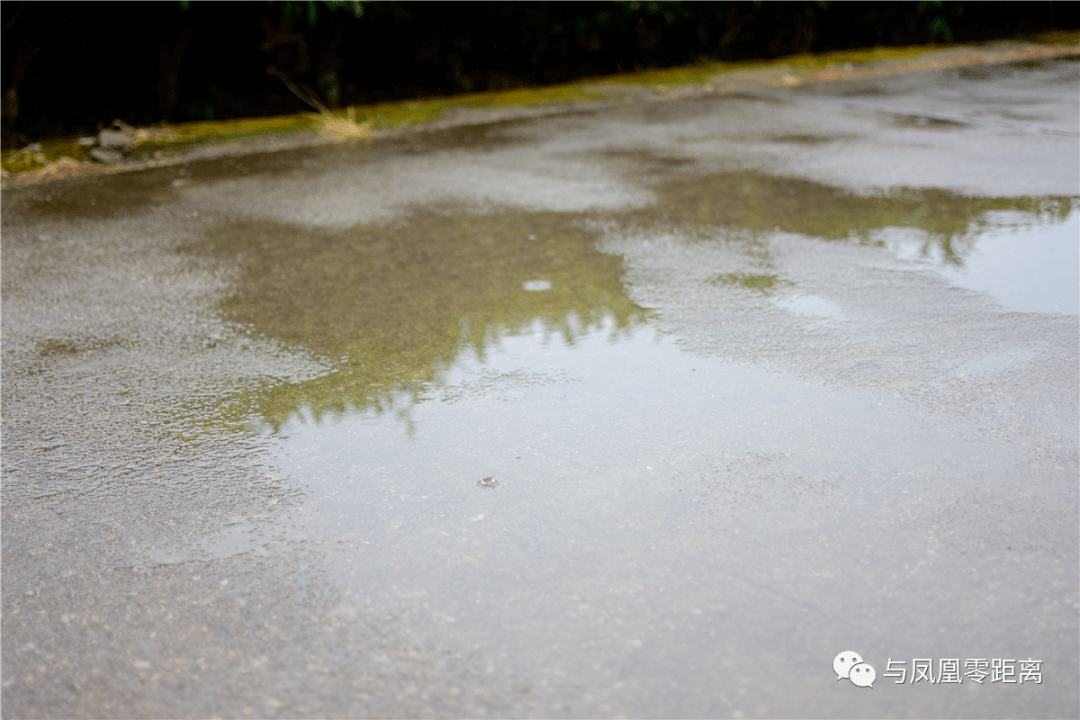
[194,172,1076,432]
[707,272,790,295]
[193,209,646,432]
[245,311,1062,717]
[882,208,1080,314]
[630,169,1074,267]
[180,168,1076,714]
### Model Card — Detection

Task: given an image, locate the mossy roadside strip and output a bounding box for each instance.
[3,35,1077,188]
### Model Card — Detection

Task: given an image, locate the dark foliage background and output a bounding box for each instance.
[2,1,1076,148]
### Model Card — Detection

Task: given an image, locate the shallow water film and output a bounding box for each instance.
[2,57,1078,718]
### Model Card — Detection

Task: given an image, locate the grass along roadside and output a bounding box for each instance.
[3,34,1077,187]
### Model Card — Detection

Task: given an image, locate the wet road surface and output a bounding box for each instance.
[3,57,1078,718]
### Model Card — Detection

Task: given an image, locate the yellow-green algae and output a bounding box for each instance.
[592,44,952,89]
[0,85,609,178]
[1033,29,1080,45]
[7,37,1076,179]
[138,81,607,141]
[588,32,1078,89]
[360,83,608,128]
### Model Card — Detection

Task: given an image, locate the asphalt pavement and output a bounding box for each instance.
[2,53,1078,718]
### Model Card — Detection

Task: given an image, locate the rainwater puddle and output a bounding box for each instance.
[773,294,845,320]
[193,209,646,432]
[625,170,1077,316]
[250,312,1015,697]
[880,207,1080,315]
[190,178,1075,708]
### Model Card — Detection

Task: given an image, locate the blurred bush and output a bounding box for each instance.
[2,1,1076,148]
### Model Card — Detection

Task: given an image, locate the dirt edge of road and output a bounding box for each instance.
[1,38,1077,189]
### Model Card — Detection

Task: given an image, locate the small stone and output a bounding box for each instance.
[89,147,124,165]
[477,476,499,488]
[98,126,133,153]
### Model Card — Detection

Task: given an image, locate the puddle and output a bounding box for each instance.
[4,54,1077,718]
[189,171,1079,433]
[628,169,1073,249]
[707,271,791,295]
[957,348,1039,377]
[184,170,1076,711]
[190,209,646,431]
[774,294,845,320]
[880,208,1080,314]
[241,310,1068,710]
[622,170,1076,316]
[253,316,953,685]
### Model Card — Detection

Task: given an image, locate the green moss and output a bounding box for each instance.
[593,44,951,88]
[6,38,1077,178]
[1033,30,1080,45]
[2,85,609,176]
[2,138,87,174]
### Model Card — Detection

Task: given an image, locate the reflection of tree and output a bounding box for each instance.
[198,208,645,432]
[708,272,792,295]
[627,169,1075,267]
[199,172,1073,433]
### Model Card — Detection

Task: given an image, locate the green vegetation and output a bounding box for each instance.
[7,34,1077,182]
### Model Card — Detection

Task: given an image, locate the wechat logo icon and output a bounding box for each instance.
[834,651,875,688]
